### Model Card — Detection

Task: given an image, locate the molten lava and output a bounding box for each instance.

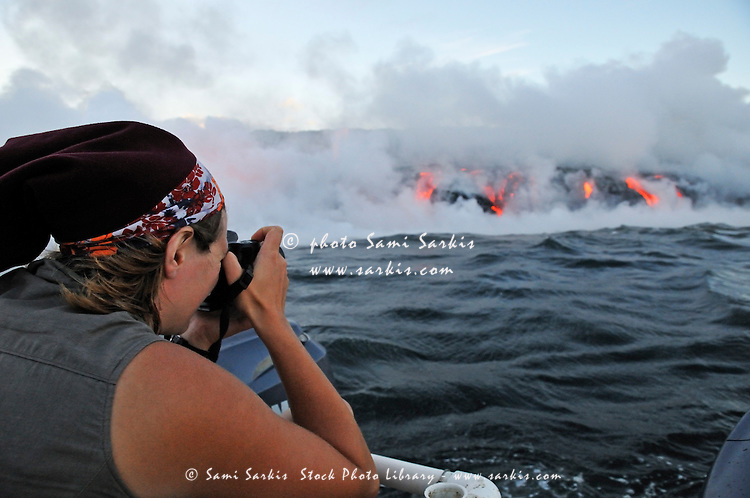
[484,173,522,216]
[583,181,594,199]
[483,186,503,216]
[408,166,715,216]
[625,177,659,206]
[416,172,436,200]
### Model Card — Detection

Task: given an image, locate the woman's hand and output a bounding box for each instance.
[224,226,289,334]
[180,226,288,349]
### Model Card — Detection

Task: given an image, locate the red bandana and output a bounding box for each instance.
[59,161,225,256]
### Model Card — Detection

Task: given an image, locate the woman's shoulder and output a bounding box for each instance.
[111,342,268,496]
[111,343,379,497]
[1,258,162,383]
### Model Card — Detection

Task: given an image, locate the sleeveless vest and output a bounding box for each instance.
[0,259,162,496]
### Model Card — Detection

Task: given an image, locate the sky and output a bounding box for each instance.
[0,0,748,133]
[1,0,749,237]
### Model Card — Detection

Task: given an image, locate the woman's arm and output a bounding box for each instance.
[228,226,376,476]
[111,226,379,497]
[112,342,379,497]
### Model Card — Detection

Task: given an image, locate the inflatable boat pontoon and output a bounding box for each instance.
[218,322,502,498]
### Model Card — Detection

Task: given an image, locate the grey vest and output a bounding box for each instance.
[0,259,162,496]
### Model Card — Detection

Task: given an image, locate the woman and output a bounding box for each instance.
[0,121,379,497]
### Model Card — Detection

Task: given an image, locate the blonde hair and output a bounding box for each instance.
[57,211,224,333]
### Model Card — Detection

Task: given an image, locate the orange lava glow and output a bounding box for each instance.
[416,172,436,200]
[484,173,522,216]
[625,177,659,206]
[583,181,594,199]
[484,186,503,216]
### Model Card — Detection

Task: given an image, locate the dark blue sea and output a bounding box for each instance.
[284,223,750,497]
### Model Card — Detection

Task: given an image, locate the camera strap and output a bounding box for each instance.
[205,269,254,362]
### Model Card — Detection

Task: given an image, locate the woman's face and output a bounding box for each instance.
[158,211,229,335]
[187,212,229,311]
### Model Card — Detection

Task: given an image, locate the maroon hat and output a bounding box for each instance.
[0,121,215,271]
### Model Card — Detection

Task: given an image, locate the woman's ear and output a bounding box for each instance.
[163,227,195,279]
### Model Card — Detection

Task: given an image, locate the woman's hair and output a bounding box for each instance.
[56,210,224,334]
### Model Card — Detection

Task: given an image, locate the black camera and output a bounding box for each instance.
[199,230,285,312]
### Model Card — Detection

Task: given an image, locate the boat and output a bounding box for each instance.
[217,322,502,498]
[703,410,750,497]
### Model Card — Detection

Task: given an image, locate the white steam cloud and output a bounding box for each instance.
[180,33,749,238]
[0,0,245,120]
[1,18,749,238]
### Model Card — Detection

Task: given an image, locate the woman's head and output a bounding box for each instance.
[0,121,228,332]
[59,209,226,333]
[0,121,224,269]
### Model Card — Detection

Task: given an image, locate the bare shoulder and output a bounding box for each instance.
[112,341,379,497]
[111,341,263,496]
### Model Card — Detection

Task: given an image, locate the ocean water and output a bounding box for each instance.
[284,223,750,497]
[170,122,750,496]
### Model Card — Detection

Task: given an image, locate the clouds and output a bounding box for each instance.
[362,39,505,128]
[0,68,147,140]
[345,33,750,187]
[5,1,202,82]
[0,70,79,138]
[172,31,749,239]
[303,32,358,96]
[0,1,748,236]
[2,0,748,137]
[1,0,240,119]
[1,2,747,178]
[2,18,747,181]
[231,30,748,235]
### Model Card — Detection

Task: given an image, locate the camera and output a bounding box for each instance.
[199,230,285,312]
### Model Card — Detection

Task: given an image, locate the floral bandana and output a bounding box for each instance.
[59,161,225,257]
